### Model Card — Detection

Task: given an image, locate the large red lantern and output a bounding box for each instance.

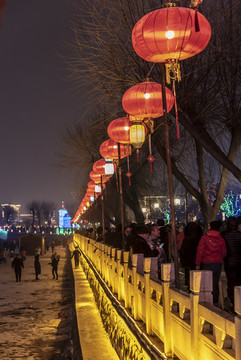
[122,81,174,120]
[132,6,211,82]
[100,139,131,160]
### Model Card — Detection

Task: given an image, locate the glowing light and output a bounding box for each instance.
[154,203,159,208]
[113,145,118,149]
[165,30,175,39]
[124,126,129,131]
[144,92,150,99]
[142,208,147,212]
[174,199,181,205]
[104,163,114,175]
[90,196,95,202]
[95,185,101,193]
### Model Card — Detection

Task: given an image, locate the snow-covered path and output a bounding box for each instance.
[0,246,76,360]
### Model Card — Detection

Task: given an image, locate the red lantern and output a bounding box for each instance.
[132,7,211,63]
[100,139,131,160]
[88,181,96,191]
[132,7,211,82]
[122,81,174,120]
[107,117,132,144]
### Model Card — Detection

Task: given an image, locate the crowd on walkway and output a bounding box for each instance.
[78,216,241,312]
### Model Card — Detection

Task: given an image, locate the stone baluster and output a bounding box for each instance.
[161,263,175,357]
[190,270,213,360]
[116,250,122,301]
[123,251,130,308]
[144,257,158,334]
[132,253,144,320]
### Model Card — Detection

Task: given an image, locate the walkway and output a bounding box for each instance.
[0,246,78,359]
[70,243,119,360]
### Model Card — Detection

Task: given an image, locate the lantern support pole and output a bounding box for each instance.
[118,143,125,250]
[101,176,105,244]
[160,63,179,288]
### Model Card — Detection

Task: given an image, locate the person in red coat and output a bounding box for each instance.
[196,220,226,305]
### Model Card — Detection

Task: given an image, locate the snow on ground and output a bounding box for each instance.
[0,245,76,359]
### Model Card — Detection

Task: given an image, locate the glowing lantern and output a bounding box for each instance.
[93,159,116,176]
[89,170,101,184]
[88,181,96,191]
[107,117,132,144]
[132,6,211,82]
[95,184,101,193]
[122,81,174,120]
[129,123,146,148]
[100,139,131,160]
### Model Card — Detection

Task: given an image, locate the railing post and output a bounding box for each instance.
[132,253,144,320]
[190,270,213,360]
[161,263,175,357]
[235,286,241,360]
[111,248,116,294]
[123,251,130,308]
[144,257,158,335]
[117,250,122,301]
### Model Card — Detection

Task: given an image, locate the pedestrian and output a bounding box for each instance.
[196,220,226,305]
[51,252,60,280]
[34,254,41,280]
[180,222,203,289]
[149,224,167,280]
[222,217,241,308]
[12,253,24,282]
[127,224,160,258]
[71,246,81,267]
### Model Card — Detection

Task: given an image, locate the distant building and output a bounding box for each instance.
[58,202,71,228]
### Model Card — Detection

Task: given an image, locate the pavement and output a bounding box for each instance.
[0,246,78,360]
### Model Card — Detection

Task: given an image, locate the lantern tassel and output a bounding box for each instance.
[172,80,180,139]
[147,134,155,173]
[115,171,119,192]
[165,59,181,84]
[126,155,132,186]
[136,148,140,163]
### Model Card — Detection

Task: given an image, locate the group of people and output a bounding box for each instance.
[179,217,241,308]
[10,249,60,282]
[83,216,241,309]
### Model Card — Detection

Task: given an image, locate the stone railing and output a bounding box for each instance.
[74,234,241,360]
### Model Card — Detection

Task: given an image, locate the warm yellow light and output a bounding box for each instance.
[83,206,86,211]
[124,126,129,131]
[144,93,150,99]
[174,199,181,205]
[142,208,147,213]
[154,203,159,208]
[166,30,175,39]
[113,145,118,149]
[130,123,145,148]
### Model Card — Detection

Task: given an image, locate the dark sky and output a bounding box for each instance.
[0,0,82,212]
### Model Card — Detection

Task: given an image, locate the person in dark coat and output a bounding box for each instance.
[12,254,24,282]
[127,224,160,258]
[51,252,60,280]
[71,246,81,267]
[222,217,241,306]
[180,222,203,289]
[34,254,41,280]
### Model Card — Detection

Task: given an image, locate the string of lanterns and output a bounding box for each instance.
[72,1,211,224]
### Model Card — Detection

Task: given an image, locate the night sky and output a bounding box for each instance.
[0,0,82,212]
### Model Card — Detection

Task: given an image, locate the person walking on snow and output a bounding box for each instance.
[12,254,24,282]
[51,252,60,280]
[34,254,41,280]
